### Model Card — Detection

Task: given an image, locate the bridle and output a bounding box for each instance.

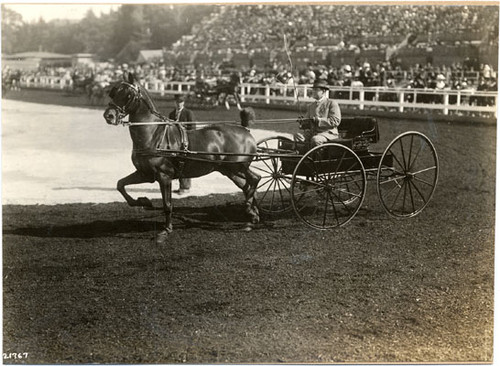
[107,82,143,124]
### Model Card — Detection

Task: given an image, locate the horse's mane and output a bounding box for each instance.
[137,81,161,116]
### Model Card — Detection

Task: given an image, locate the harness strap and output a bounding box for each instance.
[177,124,189,152]
[157,123,189,151]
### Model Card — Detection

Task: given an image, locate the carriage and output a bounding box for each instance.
[252,117,439,229]
[104,75,438,242]
[186,79,220,107]
[147,115,439,230]
[187,73,241,109]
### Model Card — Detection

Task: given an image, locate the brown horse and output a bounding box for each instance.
[103,73,260,243]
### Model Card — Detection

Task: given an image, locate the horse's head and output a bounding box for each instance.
[103,73,142,125]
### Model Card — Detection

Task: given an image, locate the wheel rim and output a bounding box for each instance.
[253,137,294,214]
[377,131,439,218]
[291,143,366,229]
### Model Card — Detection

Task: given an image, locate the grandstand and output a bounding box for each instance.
[166,4,498,70]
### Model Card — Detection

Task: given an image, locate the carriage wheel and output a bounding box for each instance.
[253,136,296,214]
[377,131,439,218]
[291,143,367,229]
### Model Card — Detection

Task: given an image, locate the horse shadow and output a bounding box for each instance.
[3,202,286,239]
[3,218,159,239]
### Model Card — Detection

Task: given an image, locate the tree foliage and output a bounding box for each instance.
[2,4,214,60]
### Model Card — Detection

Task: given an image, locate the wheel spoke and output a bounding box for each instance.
[269,179,277,209]
[389,179,405,212]
[297,184,325,195]
[334,187,362,199]
[413,165,437,175]
[328,190,340,226]
[409,178,429,204]
[260,158,274,172]
[401,179,408,213]
[293,176,326,189]
[382,178,403,199]
[408,178,416,214]
[399,137,408,171]
[408,141,426,171]
[380,174,405,186]
[276,175,291,200]
[322,188,330,227]
[336,176,365,187]
[389,153,406,174]
[347,174,363,194]
[333,150,347,176]
[413,175,435,187]
[257,178,275,201]
[342,159,363,176]
[257,176,274,190]
[408,134,414,172]
[252,164,273,175]
[330,187,355,213]
[271,157,279,172]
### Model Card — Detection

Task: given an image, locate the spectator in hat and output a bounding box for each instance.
[121,63,131,81]
[169,94,197,194]
[295,79,342,147]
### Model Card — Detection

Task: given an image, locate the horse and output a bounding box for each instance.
[215,72,242,110]
[71,72,94,95]
[103,73,261,244]
[2,70,21,96]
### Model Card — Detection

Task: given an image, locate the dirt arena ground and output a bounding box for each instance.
[2,89,495,364]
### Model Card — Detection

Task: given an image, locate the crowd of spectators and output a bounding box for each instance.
[5,56,495,106]
[175,5,498,55]
[4,4,498,104]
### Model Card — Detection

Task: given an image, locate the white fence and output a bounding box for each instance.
[19,75,498,117]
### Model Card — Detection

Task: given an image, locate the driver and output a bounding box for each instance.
[295,79,341,147]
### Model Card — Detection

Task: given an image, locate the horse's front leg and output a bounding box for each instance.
[117,170,155,208]
[156,173,173,244]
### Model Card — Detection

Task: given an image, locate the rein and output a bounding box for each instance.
[122,118,298,127]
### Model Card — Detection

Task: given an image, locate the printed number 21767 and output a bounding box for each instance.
[3,353,29,360]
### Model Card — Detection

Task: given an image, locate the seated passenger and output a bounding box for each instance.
[295,79,341,147]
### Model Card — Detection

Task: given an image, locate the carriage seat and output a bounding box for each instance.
[279,116,379,155]
[338,117,379,143]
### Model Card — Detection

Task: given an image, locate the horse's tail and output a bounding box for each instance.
[240,107,255,127]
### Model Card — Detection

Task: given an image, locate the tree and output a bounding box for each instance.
[2,5,24,54]
[1,4,214,60]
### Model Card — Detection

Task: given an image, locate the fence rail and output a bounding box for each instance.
[19,75,498,117]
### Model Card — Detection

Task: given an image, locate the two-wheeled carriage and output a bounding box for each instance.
[252,117,439,229]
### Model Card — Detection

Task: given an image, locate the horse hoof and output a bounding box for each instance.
[137,197,153,208]
[156,230,170,244]
[242,223,253,232]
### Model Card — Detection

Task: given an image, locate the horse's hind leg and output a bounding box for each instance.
[220,165,261,224]
[156,173,174,244]
[223,94,230,110]
[117,170,155,207]
[233,92,242,110]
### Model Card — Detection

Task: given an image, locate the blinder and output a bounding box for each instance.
[109,86,117,98]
